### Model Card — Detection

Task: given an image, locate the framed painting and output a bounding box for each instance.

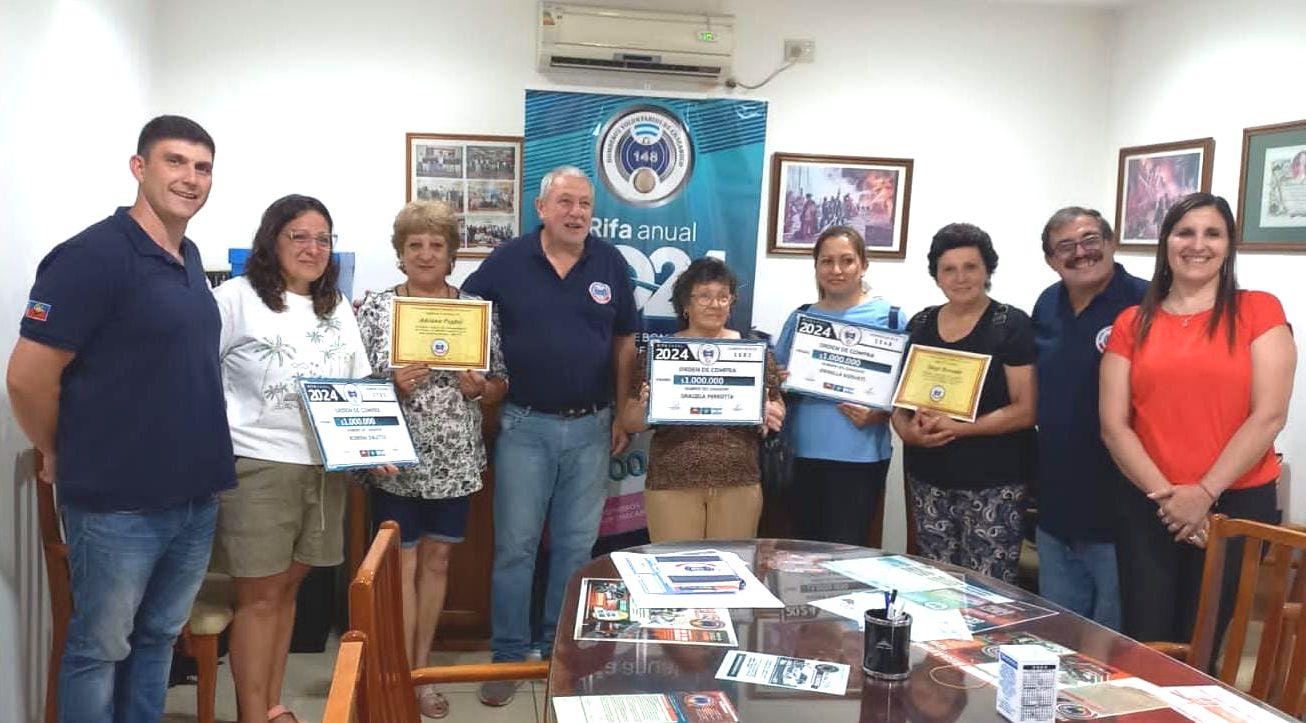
[767,153,913,259]
[1237,118,1306,251]
[1114,137,1214,250]
[406,133,523,256]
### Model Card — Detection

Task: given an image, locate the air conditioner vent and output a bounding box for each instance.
[547,55,724,78]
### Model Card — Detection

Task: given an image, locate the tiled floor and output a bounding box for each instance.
[163,637,547,722]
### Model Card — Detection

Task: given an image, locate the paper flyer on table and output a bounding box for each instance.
[923,632,1131,690]
[970,652,1132,690]
[918,632,1072,669]
[714,650,850,695]
[1159,685,1290,722]
[1055,678,1171,719]
[573,579,738,647]
[552,691,739,723]
[897,584,1057,633]
[820,555,964,592]
[808,590,973,641]
[612,550,783,609]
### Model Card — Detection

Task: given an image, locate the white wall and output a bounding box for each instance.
[4,2,1303,714]
[1,1,156,718]
[1106,0,1306,522]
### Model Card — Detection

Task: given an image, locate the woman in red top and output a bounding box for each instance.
[1100,192,1295,642]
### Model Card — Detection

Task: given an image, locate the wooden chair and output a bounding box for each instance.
[35,481,71,723]
[349,521,549,722]
[324,631,367,723]
[1146,514,1306,716]
[33,451,233,723]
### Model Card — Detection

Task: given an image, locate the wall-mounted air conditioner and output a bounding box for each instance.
[537,3,735,84]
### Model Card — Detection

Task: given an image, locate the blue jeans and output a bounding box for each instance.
[1036,526,1122,631]
[59,496,218,723]
[491,404,610,662]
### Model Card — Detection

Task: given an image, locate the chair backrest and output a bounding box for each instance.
[34,457,71,618]
[349,521,551,722]
[349,521,420,723]
[324,631,366,723]
[1190,514,1306,715]
[34,452,71,723]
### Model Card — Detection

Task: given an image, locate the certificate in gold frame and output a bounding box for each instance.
[389,297,491,371]
[891,345,991,422]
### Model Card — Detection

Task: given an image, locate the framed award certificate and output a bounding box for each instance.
[891,345,992,422]
[298,378,420,471]
[389,296,491,371]
[646,337,768,426]
[781,313,909,411]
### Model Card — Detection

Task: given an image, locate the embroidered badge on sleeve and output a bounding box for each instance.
[24,300,51,322]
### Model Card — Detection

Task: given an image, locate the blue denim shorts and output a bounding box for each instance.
[369,486,471,546]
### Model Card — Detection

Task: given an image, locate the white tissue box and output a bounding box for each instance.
[996,644,1059,723]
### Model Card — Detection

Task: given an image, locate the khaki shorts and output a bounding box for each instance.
[211,457,347,578]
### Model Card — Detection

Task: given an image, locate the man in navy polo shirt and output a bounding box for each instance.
[463,165,637,706]
[7,116,235,722]
[1031,206,1147,631]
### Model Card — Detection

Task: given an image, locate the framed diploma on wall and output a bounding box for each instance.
[1237,118,1306,251]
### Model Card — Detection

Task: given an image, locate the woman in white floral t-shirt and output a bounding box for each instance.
[355,201,506,719]
[213,194,391,723]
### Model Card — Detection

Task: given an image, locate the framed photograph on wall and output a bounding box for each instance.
[1237,119,1306,251]
[406,133,523,257]
[1114,137,1214,250]
[767,153,913,259]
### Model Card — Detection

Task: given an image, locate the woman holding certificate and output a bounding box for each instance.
[355,201,506,718]
[1101,192,1294,642]
[890,223,1037,584]
[621,257,784,542]
[774,226,908,546]
[213,195,384,723]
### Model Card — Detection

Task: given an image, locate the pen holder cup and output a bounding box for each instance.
[862,608,911,681]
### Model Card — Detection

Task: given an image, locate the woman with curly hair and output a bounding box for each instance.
[354,201,507,718]
[891,223,1037,584]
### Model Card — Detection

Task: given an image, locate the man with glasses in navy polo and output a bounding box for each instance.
[1031,207,1148,631]
[464,166,638,706]
[7,116,236,722]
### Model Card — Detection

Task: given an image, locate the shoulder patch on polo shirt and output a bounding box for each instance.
[1095,325,1112,352]
[588,281,612,304]
[24,300,51,322]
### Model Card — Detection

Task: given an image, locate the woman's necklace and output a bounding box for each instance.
[1162,300,1210,328]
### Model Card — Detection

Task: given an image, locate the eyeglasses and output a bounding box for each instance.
[1053,233,1103,258]
[689,293,734,308]
[285,230,336,249]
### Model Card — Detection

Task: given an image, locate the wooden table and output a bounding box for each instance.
[547,539,1290,721]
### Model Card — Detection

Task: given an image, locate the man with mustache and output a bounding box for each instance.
[7,116,235,721]
[1029,207,1147,631]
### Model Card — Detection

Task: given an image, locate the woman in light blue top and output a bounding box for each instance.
[775,225,906,546]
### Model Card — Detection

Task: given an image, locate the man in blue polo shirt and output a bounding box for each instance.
[1031,206,1147,631]
[464,165,637,706]
[7,116,235,722]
